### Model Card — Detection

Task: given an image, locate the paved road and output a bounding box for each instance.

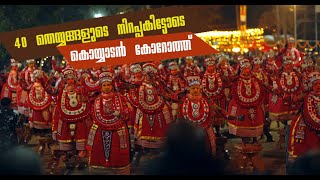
[32,121,286,175]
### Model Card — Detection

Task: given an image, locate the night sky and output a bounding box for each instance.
[221,5,273,28]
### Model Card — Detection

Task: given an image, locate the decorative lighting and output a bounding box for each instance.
[94,13,103,18]
[232,47,241,53]
[196,28,264,53]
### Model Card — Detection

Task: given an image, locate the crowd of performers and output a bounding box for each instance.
[1,37,320,174]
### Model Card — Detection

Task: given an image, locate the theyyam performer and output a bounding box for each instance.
[131,63,173,159]
[177,75,234,157]
[288,71,320,160]
[87,71,132,175]
[1,59,21,109]
[26,69,52,130]
[17,59,37,117]
[46,66,90,168]
[227,58,265,144]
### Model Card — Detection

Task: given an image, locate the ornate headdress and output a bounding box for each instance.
[239,58,251,69]
[186,76,201,87]
[288,37,295,43]
[204,58,215,67]
[10,59,18,66]
[98,71,114,84]
[168,61,179,70]
[253,57,263,65]
[130,64,142,74]
[62,66,76,80]
[308,72,320,87]
[33,69,44,78]
[26,59,35,64]
[185,56,193,60]
[143,63,158,75]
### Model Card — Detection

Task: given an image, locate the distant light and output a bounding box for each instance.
[94,13,103,18]
[232,47,241,53]
[62,61,66,64]
[119,12,125,14]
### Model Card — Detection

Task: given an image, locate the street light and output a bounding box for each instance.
[94,13,103,18]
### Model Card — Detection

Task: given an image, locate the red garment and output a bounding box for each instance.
[227,75,265,137]
[269,71,302,120]
[132,80,173,149]
[182,64,201,79]
[252,68,269,111]
[289,93,320,158]
[201,72,226,126]
[88,92,130,169]
[26,82,52,129]
[1,69,18,109]
[178,95,216,156]
[17,67,36,115]
[53,86,90,144]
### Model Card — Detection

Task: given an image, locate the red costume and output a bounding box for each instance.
[177,75,228,157]
[1,59,20,109]
[17,59,37,116]
[165,61,186,119]
[47,67,90,151]
[201,58,226,135]
[87,71,131,174]
[125,64,144,131]
[269,56,302,122]
[131,63,173,149]
[276,37,302,70]
[227,59,265,141]
[26,69,52,130]
[289,72,320,159]
[217,56,238,111]
[182,56,201,79]
[301,57,316,93]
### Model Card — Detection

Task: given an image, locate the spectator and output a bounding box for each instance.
[0,145,43,175]
[0,97,23,152]
[287,149,320,175]
[144,120,225,175]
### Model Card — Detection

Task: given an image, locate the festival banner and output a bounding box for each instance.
[57,32,218,69]
[0,5,234,62]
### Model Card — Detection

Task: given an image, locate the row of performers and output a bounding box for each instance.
[1,52,319,173]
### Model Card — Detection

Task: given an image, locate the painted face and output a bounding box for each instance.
[170,68,178,75]
[189,84,201,96]
[288,42,294,48]
[186,59,193,65]
[66,76,75,85]
[220,61,228,70]
[312,80,320,93]
[284,64,292,72]
[11,66,17,70]
[254,64,262,69]
[28,62,35,69]
[206,65,215,73]
[241,66,251,75]
[134,72,143,80]
[101,81,113,93]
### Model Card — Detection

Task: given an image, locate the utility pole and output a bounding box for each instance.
[294,5,297,41]
[316,5,318,52]
[276,5,281,41]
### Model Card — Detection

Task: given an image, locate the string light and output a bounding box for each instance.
[196,28,265,53]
